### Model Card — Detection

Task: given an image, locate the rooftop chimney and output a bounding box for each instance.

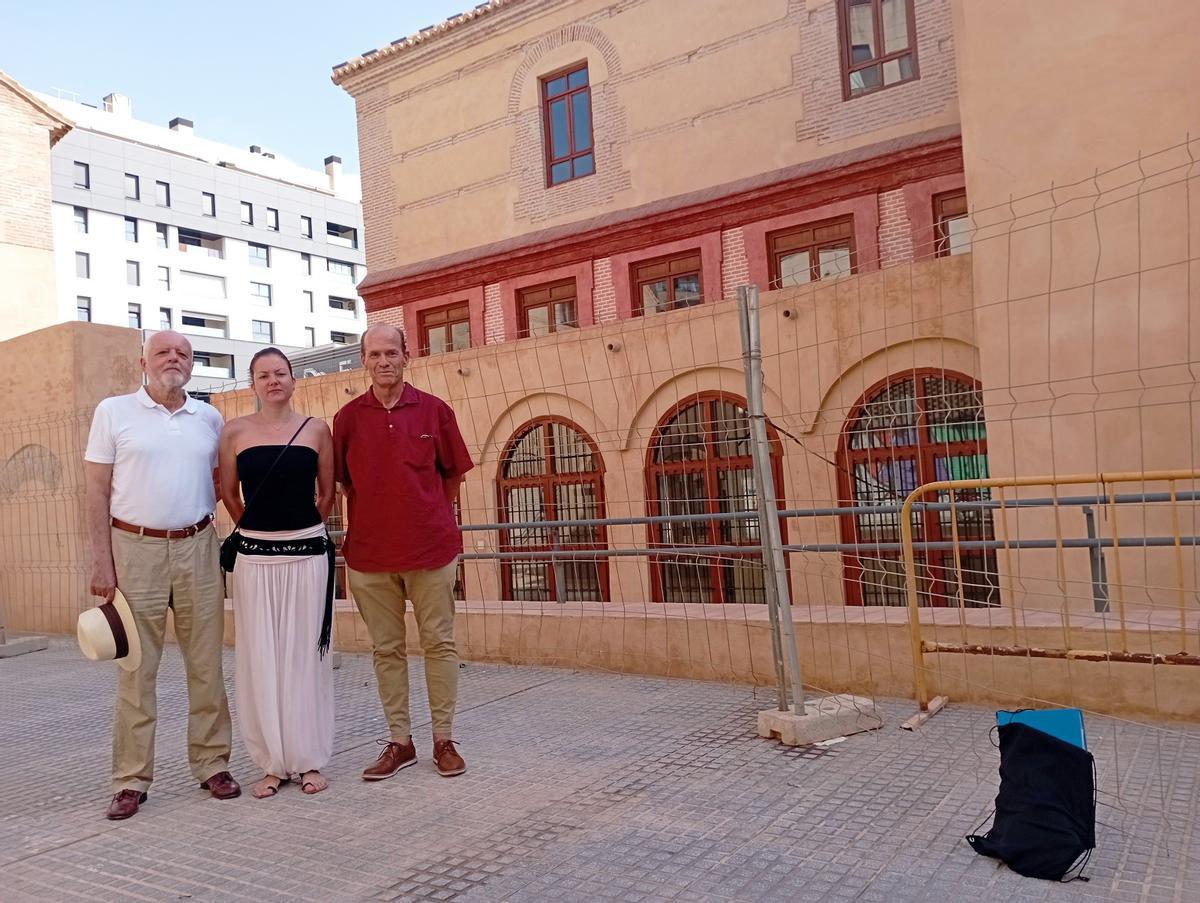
[324,155,342,192]
[169,117,193,136]
[249,145,262,154]
[102,92,132,118]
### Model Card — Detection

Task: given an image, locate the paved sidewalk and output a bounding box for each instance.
[1,639,1197,902]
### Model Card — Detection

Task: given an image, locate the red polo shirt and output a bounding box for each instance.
[333,383,474,572]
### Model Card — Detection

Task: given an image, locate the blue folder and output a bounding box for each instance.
[996,708,1087,750]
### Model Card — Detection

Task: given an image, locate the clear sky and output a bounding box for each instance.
[0,0,473,177]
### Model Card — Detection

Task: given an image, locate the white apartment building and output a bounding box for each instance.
[40,91,367,393]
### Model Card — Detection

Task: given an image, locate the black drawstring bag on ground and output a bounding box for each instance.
[967,722,1096,881]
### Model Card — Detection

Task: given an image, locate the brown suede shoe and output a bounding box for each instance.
[200,771,241,800]
[433,739,466,777]
[106,789,147,820]
[363,738,417,781]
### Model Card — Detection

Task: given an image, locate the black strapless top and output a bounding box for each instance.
[236,445,321,531]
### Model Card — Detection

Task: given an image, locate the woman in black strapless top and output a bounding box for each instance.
[218,347,335,800]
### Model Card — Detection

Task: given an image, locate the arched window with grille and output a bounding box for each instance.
[646,393,784,604]
[497,418,607,602]
[837,370,998,607]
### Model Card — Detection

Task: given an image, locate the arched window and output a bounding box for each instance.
[838,370,998,607]
[497,418,607,602]
[646,393,784,604]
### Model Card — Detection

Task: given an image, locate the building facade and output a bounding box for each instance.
[325,0,1198,613]
[34,91,368,392]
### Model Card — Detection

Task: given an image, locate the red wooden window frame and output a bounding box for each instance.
[645,393,786,604]
[767,217,855,289]
[836,369,997,607]
[933,189,969,257]
[497,417,609,602]
[519,278,578,337]
[541,63,595,187]
[837,0,920,101]
[633,251,703,315]
[419,301,471,356]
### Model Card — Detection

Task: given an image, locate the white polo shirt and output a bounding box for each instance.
[84,387,224,530]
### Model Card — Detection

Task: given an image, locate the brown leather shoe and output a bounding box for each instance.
[433,739,466,777]
[362,738,417,781]
[200,771,241,800]
[106,789,147,820]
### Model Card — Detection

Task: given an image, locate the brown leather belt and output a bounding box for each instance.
[111,514,212,539]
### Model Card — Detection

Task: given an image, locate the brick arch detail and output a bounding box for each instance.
[506,22,624,115]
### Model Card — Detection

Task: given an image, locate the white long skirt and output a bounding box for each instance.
[231,523,334,777]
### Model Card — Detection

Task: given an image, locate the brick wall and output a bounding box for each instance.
[592,258,616,324]
[0,87,56,252]
[721,228,749,299]
[484,283,504,343]
[877,188,913,266]
[796,0,957,146]
[353,84,399,273]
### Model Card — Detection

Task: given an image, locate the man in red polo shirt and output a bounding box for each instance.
[333,323,474,778]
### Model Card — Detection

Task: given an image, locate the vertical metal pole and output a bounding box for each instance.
[1083,506,1109,613]
[738,285,806,714]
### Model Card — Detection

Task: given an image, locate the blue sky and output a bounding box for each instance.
[1,0,473,175]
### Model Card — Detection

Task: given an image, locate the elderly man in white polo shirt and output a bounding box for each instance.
[85,330,239,820]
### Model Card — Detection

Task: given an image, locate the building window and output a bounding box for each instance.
[250,281,273,306]
[328,259,355,280]
[330,330,355,345]
[75,252,90,279]
[155,180,171,207]
[202,192,216,217]
[541,64,594,186]
[128,303,142,329]
[248,243,270,267]
[179,228,223,258]
[74,206,88,234]
[125,173,140,200]
[419,302,470,355]
[73,161,90,189]
[934,190,970,257]
[159,307,172,330]
[241,201,254,225]
[181,311,229,335]
[647,394,781,604]
[326,221,358,249]
[125,217,138,243]
[634,252,702,315]
[305,326,316,347]
[158,266,170,291]
[76,296,91,322]
[498,418,608,602]
[838,371,996,607]
[266,207,279,231]
[328,296,357,313]
[303,290,314,313]
[839,0,918,99]
[768,217,854,288]
[301,216,313,239]
[126,260,140,287]
[300,252,312,276]
[519,279,577,337]
[156,223,169,249]
[252,319,274,343]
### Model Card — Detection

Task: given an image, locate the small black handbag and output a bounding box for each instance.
[220,417,312,573]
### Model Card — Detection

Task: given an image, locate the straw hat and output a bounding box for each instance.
[77,589,142,671]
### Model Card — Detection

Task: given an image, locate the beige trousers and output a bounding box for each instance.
[110,524,232,793]
[348,559,459,739]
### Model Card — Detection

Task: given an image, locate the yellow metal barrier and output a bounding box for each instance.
[899,470,1200,728]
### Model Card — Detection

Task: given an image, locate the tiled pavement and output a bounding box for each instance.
[1,638,1197,902]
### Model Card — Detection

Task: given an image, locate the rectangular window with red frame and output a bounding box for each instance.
[542,64,594,186]
[934,190,970,257]
[520,279,578,337]
[768,218,854,289]
[839,0,918,99]
[420,302,471,355]
[634,252,703,315]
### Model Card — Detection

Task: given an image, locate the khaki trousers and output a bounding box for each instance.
[110,524,232,793]
[348,560,459,739]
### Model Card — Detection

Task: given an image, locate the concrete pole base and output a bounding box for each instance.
[331,651,343,670]
[0,635,49,659]
[757,694,883,746]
